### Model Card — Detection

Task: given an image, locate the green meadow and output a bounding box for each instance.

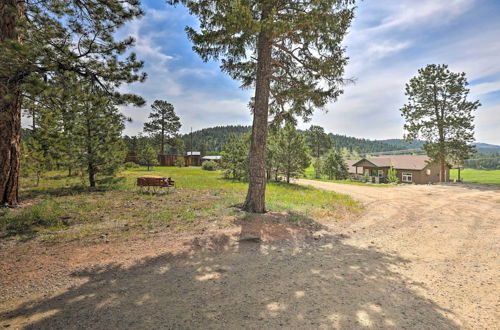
[450,168,500,185]
[0,167,359,242]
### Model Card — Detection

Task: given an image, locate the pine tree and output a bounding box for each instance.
[305,126,332,158]
[170,0,355,213]
[400,64,480,182]
[272,125,310,183]
[221,133,250,181]
[72,84,128,187]
[323,150,339,180]
[21,138,46,186]
[144,100,181,155]
[305,125,332,178]
[139,144,159,171]
[1,0,145,205]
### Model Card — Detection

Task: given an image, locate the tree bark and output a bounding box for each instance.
[88,164,96,188]
[0,0,24,206]
[242,8,272,213]
[440,158,446,183]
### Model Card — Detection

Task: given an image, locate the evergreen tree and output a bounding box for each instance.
[1,0,145,205]
[322,150,339,180]
[272,125,310,183]
[400,64,480,182]
[322,149,348,180]
[313,159,323,180]
[171,0,355,213]
[305,125,332,158]
[21,138,47,187]
[144,100,181,155]
[73,85,128,187]
[221,133,250,181]
[139,144,159,171]
[169,136,185,155]
[305,125,331,178]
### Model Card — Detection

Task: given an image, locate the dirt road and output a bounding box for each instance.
[295,179,500,328]
[1,182,499,329]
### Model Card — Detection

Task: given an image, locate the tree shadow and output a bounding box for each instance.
[19,179,127,201]
[1,219,460,329]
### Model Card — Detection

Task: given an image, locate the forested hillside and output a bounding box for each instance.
[181,125,251,153]
[329,134,409,154]
[178,126,411,154]
[378,139,425,149]
[177,126,500,157]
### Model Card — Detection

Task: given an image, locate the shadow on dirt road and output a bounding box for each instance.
[1,225,459,329]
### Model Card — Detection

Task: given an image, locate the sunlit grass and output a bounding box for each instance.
[450,168,500,185]
[1,166,360,242]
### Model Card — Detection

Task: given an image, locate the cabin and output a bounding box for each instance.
[125,152,140,164]
[201,155,222,165]
[185,151,202,166]
[350,155,450,184]
[158,154,179,166]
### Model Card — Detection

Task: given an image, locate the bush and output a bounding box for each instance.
[175,155,185,167]
[124,161,140,168]
[387,166,399,183]
[202,160,218,171]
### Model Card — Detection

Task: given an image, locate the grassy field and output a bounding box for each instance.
[450,168,500,185]
[0,167,360,242]
[303,165,391,187]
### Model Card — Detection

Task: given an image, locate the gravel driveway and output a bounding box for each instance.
[1,181,499,329]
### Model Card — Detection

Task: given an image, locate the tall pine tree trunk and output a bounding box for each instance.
[440,158,446,183]
[88,163,96,187]
[243,8,272,213]
[0,1,24,206]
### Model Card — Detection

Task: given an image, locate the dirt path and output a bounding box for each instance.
[1,182,499,329]
[296,179,500,328]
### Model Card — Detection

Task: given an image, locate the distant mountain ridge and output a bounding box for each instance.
[180,125,499,155]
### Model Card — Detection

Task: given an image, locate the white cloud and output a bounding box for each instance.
[366,0,475,32]
[470,81,500,97]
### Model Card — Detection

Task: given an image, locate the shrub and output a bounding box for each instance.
[202,160,218,171]
[175,155,185,167]
[124,161,140,168]
[387,166,399,183]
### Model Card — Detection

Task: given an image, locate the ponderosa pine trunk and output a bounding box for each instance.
[0,0,24,206]
[242,8,272,213]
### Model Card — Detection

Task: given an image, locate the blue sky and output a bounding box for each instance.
[118,0,500,144]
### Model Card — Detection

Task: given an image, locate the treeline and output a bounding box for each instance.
[464,153,500,169]
[181,125,252,153]
[329,134,413,154]
[172,125,420,155]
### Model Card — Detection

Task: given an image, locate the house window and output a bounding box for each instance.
[402,172,413,182]
[378,170,384,178]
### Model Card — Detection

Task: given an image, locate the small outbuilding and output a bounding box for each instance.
[201,155,222,165]
[185,151,202,166]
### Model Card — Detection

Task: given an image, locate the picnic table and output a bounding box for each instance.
[136,176,175,193]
